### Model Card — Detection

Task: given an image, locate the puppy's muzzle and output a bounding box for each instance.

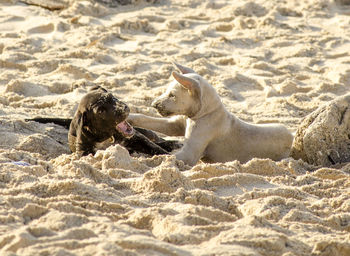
[151,100,161,110]
[115,104,130,119]
[151,100,164,114]
[115,103,134,137]
[152,100,172,117]
[122,104,130,115]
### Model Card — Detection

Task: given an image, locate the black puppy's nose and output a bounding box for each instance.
[115,102,129,114]
[124,104,130,114]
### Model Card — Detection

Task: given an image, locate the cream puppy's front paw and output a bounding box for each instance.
[175,150,197,166]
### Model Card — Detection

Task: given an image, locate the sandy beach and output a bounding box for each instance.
[0,0,350,255]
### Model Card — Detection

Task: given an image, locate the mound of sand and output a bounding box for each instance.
[291,94,350,166]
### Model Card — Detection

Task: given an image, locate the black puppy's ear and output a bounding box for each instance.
[74,112,85,156]
[75,112,86,141]
[89,85,107,92]
[80,110,93,131]
[81,111,88,127]
[75,111,93,156]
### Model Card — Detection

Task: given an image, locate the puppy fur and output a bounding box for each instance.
[128,63,294,166]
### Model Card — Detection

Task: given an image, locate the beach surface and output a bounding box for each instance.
[0,0,350,255]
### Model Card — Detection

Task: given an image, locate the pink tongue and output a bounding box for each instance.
[117,121,134,134]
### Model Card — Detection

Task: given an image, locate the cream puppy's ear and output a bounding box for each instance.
[172,71,200,97]
[173,62,196,74]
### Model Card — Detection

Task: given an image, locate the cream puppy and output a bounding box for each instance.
[128,63,294,166]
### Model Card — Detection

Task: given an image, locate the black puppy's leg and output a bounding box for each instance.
[26,117,72,129]
[114,130,168,155]
[134,127,182,152]
[134,127,161,142]
[155,140,182,152]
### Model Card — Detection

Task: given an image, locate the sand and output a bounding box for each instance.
[0,0,350,255]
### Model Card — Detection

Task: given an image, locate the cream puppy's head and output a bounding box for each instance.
[152,63,222,120]
[152,71,202,118]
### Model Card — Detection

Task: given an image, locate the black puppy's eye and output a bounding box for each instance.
[97,108,106,113]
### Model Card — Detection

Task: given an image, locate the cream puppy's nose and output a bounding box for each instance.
[151,100,160,109]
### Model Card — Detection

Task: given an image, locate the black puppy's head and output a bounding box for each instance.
[77,87,134,140]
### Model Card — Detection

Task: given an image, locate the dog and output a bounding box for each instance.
[27,86,181,157]
[127,63,294,166]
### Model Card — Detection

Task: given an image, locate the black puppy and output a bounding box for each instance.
[27,87,181,156]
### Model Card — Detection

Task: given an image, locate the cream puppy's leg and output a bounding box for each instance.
[175,125,213,166]
[127,113,186,136]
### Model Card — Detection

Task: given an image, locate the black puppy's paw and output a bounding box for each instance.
[156,140,182,152]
